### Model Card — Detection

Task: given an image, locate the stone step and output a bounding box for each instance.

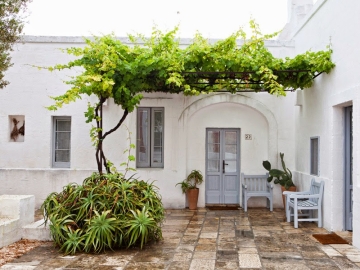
[0,195,36,248]
[0,217,20,248]
[22,219,52,241]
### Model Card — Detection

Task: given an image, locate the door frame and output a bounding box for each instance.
[344,106,353,231]
[205,128,241,205]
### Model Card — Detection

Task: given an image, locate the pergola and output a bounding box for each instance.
[182,70,324,92]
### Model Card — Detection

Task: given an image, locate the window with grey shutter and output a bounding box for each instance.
[53,116,71,168]
[136,107,164,168]
[310,137,319,175]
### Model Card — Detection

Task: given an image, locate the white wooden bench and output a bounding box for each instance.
[283,179,324,228]
[241,173,273,212]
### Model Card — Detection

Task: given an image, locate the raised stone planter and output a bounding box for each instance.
[0,195,35,247]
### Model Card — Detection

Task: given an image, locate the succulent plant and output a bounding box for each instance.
[176,170,204,193]
[263,152,295,190]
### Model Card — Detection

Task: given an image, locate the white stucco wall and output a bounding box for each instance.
[1,0,359,250]
[0,36,297,211]
[129,91,297,209]
[290,0,360,248]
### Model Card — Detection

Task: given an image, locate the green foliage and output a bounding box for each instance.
[118,126,137,176]
[42,173,165,254]
[176,169,204,193]
[263,152,295,190]
[84,210,122,252]
[61,228,84,255]
[125,206,157,248]
[176,180,191,194]
[0,0,31,88]
[44,20,335,174]
[45,21,335,111]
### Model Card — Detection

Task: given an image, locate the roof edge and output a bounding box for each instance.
[19,35,295,47]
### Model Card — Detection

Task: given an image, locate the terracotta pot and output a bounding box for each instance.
[281,186,297,208]
[187,188,199,210]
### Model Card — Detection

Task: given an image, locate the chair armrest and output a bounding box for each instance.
[283,191,310,195]
[289,194,320,199]
[293,191,312,194]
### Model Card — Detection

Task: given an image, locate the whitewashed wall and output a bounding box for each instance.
[290,0,360,248]
[1,0,358,250]
[0,37,296,210]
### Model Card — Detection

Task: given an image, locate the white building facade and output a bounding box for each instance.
[0,0,359,248]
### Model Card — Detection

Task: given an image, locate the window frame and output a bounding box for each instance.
[310,136,320,176]
[52,116,71,168]
[136,107,164,168]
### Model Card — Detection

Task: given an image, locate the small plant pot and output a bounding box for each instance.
[281,186,297,208]
[187,188,199,210]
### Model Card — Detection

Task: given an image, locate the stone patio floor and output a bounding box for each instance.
[1,208,359,269]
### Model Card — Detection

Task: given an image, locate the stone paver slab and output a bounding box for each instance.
[0,208,358,270]
[189,259,215,270]
[239,253,261,268]
[192,251,216,259]
[238,247,258,254]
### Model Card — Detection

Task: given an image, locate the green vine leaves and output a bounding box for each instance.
[44,21,335,150]
[45,20,335,112]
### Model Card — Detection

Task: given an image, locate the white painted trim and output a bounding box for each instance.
[20,35,295,48]
[179,93,278,164]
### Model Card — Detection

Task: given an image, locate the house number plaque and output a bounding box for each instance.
[245,134,252,140]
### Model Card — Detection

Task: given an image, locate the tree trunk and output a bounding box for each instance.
[95,97,129,174]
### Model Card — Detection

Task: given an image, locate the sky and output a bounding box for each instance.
[23,0,291,38]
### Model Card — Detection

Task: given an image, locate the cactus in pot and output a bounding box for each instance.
[262,152,295,190]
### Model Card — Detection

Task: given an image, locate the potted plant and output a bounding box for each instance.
[176,170,204,210]
[262,152,296,207]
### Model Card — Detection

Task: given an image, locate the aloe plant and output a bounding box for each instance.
[263,152,295,190]
[41,173,165,254]
[125,206,157,248]
[61,228,84,255]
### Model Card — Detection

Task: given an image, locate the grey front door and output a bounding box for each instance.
[206,128,240,204]
[344,106,353,231]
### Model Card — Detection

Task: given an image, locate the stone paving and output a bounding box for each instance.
[1,208,359,269]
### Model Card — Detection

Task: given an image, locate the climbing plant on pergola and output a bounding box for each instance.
[46,21,335,174]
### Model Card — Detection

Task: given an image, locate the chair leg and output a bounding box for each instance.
[244,197,247,212]
[318,208,322,227]
[286,199,291,222]
[294,203,298,228]
[241,193,244,211]
[242,193,245,212]
[269,196,273,212]
[287,207,291,222]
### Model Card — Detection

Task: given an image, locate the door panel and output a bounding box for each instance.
[206,128,240,204]
[207,176,220,190]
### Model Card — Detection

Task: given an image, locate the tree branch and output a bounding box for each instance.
[101,151,110,174]
[102,109,129,140]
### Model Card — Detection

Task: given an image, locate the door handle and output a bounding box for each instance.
[223,160,228,173]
